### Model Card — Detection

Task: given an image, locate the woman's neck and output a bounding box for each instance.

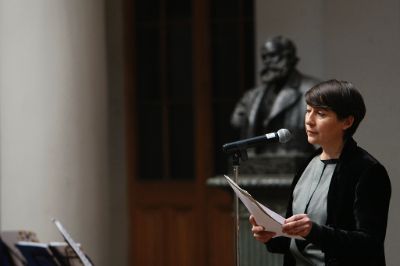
[320,140,345,160]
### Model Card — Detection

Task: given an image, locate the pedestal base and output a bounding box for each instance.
[230,153,308,175]
[207,174,293,266]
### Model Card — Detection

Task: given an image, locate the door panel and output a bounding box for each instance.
[131,184,201,266]
[124,0,254,264]
[133,208,164,265]
[206,188,235,265]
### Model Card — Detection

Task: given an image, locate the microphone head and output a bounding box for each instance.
[277,128,292,143]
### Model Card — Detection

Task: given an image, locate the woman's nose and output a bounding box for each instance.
[305,114,314,126]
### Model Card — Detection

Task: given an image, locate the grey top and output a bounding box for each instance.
[289,156,337,265]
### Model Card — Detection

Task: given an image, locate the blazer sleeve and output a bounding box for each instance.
[265,236,290,254]
[305,162,391,257]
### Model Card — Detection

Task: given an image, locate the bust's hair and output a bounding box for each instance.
[262,35,299,67]
[305,79,366,138]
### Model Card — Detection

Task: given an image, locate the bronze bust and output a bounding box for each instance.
[231,36,319,173]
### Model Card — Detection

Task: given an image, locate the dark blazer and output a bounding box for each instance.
[266,138,391,266]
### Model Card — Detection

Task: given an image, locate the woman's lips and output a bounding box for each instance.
[307,130,317,135]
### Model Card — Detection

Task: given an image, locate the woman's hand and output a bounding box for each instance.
[282,214,312,237]
[249,215,276,243]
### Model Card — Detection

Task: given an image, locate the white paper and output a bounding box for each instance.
[224,175,303,240]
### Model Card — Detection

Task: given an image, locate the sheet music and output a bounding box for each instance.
[52,218,93,266]
[224,175,303,240]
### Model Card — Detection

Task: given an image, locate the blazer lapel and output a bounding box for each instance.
[265,87,301,124]
[247,87,266,136]
[326,138,358,225]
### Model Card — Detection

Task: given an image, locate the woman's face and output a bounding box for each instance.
[305,105,353,147]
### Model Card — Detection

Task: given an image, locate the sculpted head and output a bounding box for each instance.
[260,36,299,84]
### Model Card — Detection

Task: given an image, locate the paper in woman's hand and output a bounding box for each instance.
[224,175,303,240]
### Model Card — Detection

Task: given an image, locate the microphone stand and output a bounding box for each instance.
[223,129,291,265]
[230,149,248,266]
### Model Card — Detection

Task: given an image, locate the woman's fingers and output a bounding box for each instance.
[249,215,257,225]
[253,231,276,243]
[249,215,265,231]
[284,223,311,235]
[282,214,312,237]
[249,215,275,243]
[297,228,310,237]
[250,213,312,237]
[285,214,308,223]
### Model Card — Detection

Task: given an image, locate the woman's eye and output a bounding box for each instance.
[317,111,326,117]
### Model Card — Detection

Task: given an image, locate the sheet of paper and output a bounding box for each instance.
[224,175,303,240]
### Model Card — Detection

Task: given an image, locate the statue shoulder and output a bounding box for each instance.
[240,85,266,99]
[298,72,321,93]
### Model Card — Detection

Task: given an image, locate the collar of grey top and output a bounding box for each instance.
[320,158,339,165]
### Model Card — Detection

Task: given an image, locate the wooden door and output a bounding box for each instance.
[124,0,254,265]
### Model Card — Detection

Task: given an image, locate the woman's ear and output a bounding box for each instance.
[342,116,354,130]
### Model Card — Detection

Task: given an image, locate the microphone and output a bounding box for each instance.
[222,128,291,153]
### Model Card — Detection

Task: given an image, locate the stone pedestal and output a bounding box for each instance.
[226,150,309,175]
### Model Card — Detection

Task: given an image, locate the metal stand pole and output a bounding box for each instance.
[231,150,247,266]
[233,164,240,266]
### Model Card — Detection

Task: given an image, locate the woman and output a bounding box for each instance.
[250,79,391,265]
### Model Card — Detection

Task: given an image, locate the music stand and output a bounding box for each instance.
[52,218,93,266]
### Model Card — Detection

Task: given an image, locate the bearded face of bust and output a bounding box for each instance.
[260,36,298,85]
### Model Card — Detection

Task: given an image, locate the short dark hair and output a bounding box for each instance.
[305,79,366,138]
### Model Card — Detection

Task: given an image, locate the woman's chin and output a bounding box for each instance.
[307,136,318,145]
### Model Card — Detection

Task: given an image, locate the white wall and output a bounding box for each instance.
[255,0,324,81]
[0,0,110,265]
[256,0,400,265]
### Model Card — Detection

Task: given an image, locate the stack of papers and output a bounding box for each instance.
[224,175,303,239]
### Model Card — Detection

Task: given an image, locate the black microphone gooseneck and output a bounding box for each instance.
[222,128,292,154]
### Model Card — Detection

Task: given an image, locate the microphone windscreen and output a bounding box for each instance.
[277,128,291,143]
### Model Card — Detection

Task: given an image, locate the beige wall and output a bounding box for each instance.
[105,0,129,265]
[0,0,111,265]
[256,0,400,265]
